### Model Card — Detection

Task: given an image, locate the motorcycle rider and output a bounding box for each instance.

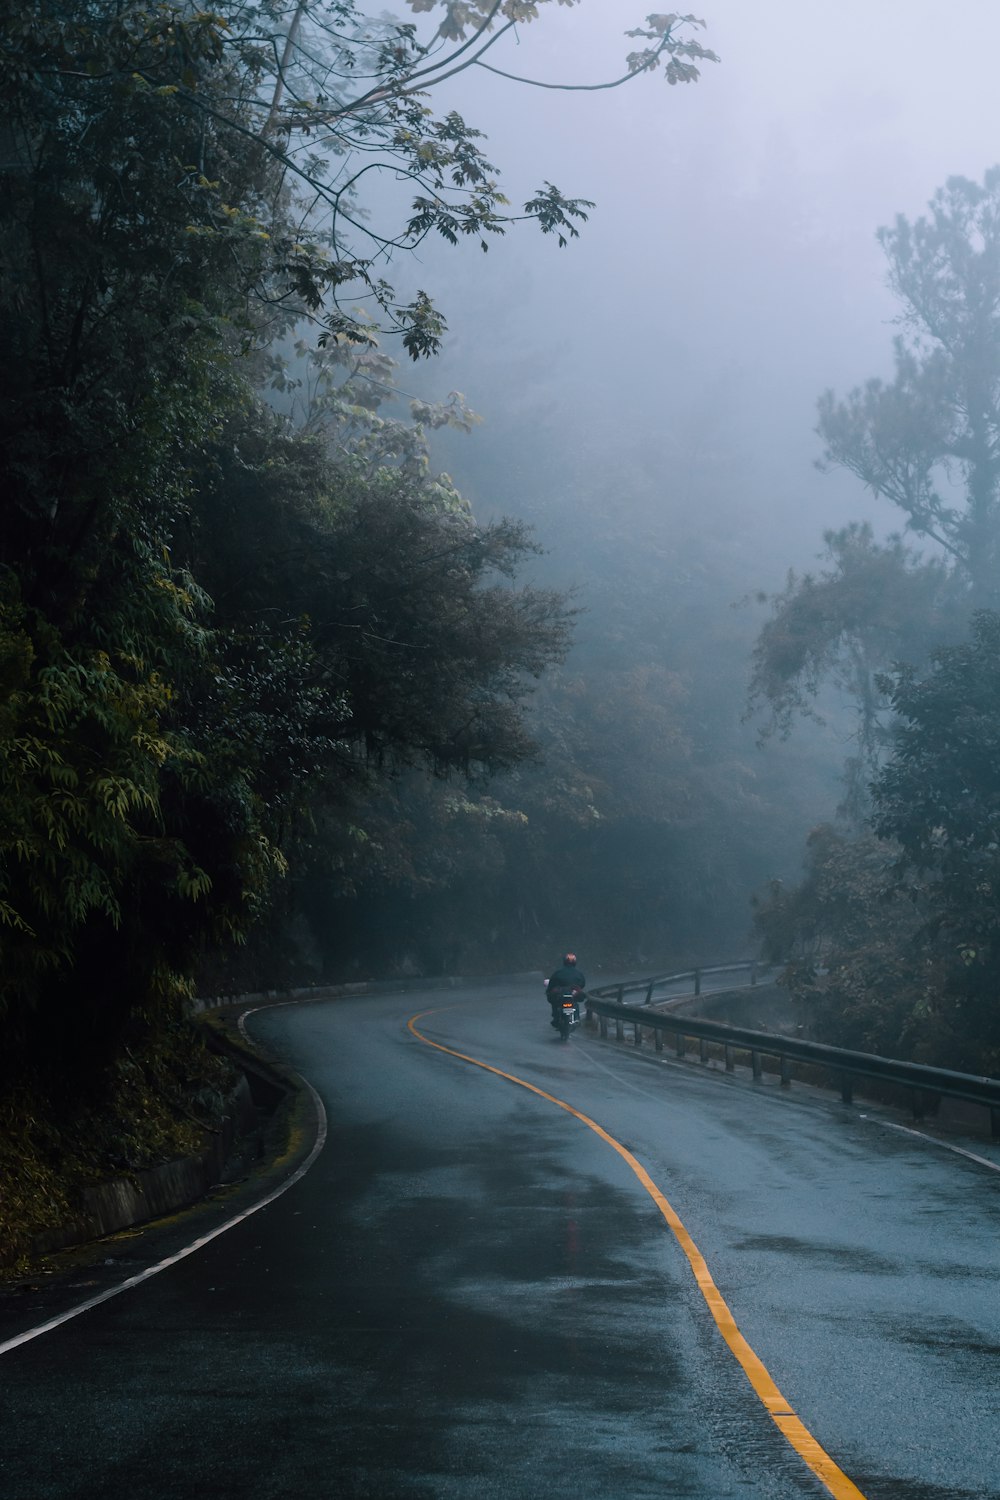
[546,952,586,1028]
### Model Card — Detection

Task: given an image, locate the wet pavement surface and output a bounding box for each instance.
[3,980,1000,1498]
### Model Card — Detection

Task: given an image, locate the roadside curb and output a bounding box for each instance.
[0,1018,328,1356]
[9,1006,318,1276]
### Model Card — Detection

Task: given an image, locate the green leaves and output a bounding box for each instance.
[760,611,1000,1071]
[0,567,220,994]
[626,14,718,82]
[875,613,1000,875]
[0,0,716,1080]
[522,182,593,246]
[746,524,959,817]
[751,825,948,1061]
[863,612,1000,1066]
[398,290,449,360]
[819,167,1000,606]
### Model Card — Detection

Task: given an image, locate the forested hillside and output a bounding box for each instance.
[752,169,1000,1074]
[283,417,843,985]
[1,1,733,1252]
[11,1,1000,1274]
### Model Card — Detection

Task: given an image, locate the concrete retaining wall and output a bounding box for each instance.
[28,1066,265,1261]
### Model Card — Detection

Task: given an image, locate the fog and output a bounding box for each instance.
[324,0,1000,967]
[240,2,1000,974]
[404,0,1000,563]
[13,0,1000,1210]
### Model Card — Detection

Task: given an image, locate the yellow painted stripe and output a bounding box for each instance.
[408,1009,868,1500]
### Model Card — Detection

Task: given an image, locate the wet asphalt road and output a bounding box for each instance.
[3,979,1000,1499]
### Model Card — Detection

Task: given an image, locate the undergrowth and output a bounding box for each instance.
[0,1011,238,1272]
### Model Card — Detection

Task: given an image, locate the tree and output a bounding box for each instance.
[2,4,281,1069]
[0,0,727,1245]
[4,0,717,604]
[3,2,716,368]
[265,331,482,494]
[747,524,959,819]
[818,168,1000,608]
[748,169,1000,800]
[755,611,1000,1072]
[751,824,946,1061]
[870,610,1000,1067]
[253,1,718,350]
[4,0,632,1071]
[181,394,574,992]
[187,403,572,781]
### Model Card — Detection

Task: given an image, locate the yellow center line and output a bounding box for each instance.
[407,1008,868,1500]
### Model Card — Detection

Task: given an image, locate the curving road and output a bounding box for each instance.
[3,978,1000,1499]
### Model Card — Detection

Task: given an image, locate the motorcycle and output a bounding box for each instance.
[552,986,584,1041]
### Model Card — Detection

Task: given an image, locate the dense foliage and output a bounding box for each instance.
[750,170,1000,801]
[268,416,843,985]
[819,169,1000,608]
[753,169,1000,1072]
[755,634,1000,1075]
[752,826,941,1060]
[747,525,958,821]
[1,0,723,1136]
[871,611,1000,1068]
[2,0,643,1089]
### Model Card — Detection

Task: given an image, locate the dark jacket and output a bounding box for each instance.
[547,963,586,994]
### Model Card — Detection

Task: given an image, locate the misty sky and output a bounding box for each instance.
[397,1,1000,575]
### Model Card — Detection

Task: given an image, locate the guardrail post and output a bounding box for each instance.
[645,979,655,1005]
[589,977,1000,1129]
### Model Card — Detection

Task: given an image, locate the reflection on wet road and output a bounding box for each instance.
[3,978,1000,1499]
[406,1005,866,1498]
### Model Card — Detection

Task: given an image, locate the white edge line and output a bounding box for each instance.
[875,1118,1000,1174]
[583,1017,1000,1179]
[0,1004,328,1358]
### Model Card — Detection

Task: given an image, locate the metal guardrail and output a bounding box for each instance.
[584,989,1000,1139]
[589,959,768,1007]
